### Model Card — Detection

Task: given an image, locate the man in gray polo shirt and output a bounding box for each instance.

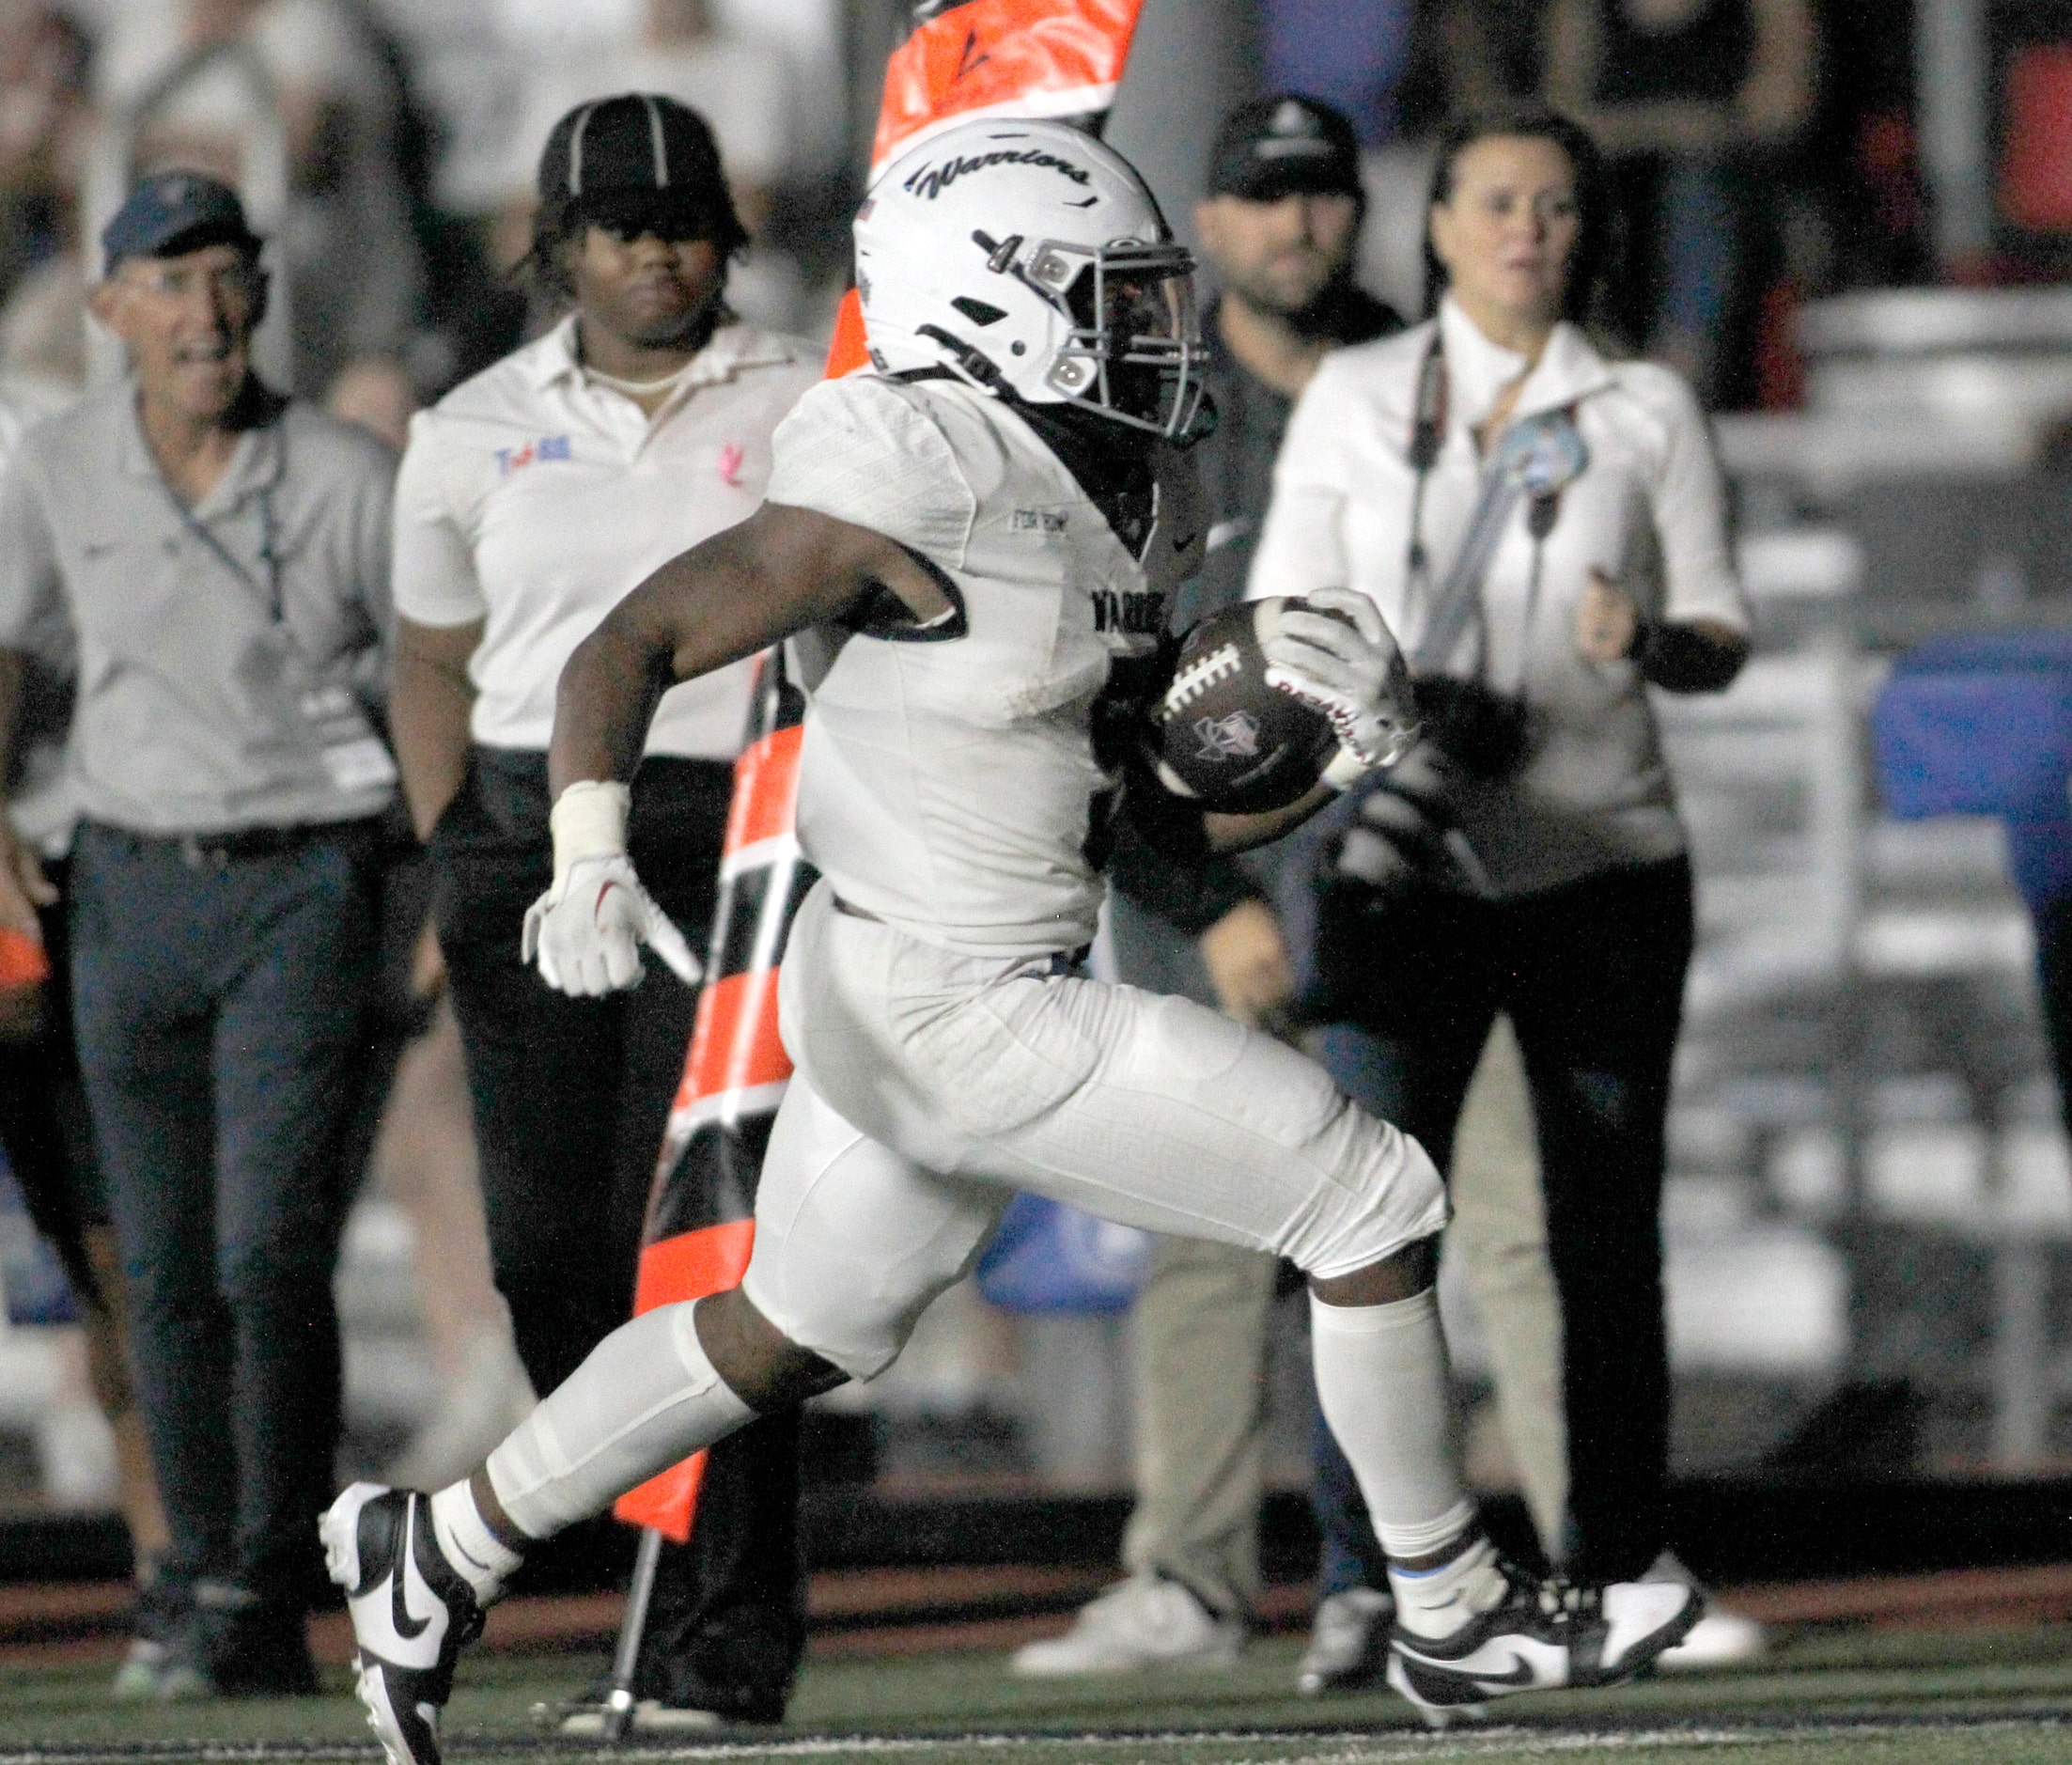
[0,171,396,1697]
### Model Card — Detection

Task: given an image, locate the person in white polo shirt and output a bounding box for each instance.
[386,95,818,1727]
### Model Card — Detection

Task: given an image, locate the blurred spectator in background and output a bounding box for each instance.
[0,2,89,307]
[1251,103,1752,1638]
[1546,0,1816,402]
[497,0,800,329]
[0,172,396,1695]
[0,1,90,391]
[1255,2,1415,148]
[324,351,415,452]
[390,97,819,1728]
[87,0,423,396]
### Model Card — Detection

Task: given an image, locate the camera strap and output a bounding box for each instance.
[1402,333,1588,691]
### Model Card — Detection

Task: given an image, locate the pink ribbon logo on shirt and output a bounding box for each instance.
[718,444,744,488]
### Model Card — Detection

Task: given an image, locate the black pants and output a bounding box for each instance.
[1313,856,1694,1583]
[71,822,378,1601]
[431,747,804,1720]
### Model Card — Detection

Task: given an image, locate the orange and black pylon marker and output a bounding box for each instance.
[614,650,812,1543]
[596,652,811,1739]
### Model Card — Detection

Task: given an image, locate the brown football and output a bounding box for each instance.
[1143,598,1340,814]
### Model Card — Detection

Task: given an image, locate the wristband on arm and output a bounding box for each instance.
[548,780,631,885]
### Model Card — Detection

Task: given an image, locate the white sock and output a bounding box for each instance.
[1388,1531,1508,1640]
[1308,1286,1481,1538]
[483,1299,756,1539]
[428,1479,522,1605]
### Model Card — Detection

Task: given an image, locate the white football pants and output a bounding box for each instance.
[489,882,1454,1540]
[743,883,1446,1375]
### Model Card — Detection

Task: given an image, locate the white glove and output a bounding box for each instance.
[521,781,703,996]
[1261,587,1419,790]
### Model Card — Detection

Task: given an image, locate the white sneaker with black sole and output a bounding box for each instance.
[1298,1586,1394,1695]
[320,1484,487,1765]
[1010,1573,1244,1676]
[1386,1569,1703,1723]
[1643,1551,1766,1670]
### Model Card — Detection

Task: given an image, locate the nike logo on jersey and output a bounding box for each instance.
[391,1507,431,1642]
[718,443,744,488]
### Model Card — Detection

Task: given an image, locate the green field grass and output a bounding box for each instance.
[2,1627,2069,1765]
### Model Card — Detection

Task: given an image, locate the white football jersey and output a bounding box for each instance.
[765,373,1200,959]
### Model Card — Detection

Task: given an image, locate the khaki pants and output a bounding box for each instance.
[1447,1017,1568,1555]
[1120,1233,1279,1615]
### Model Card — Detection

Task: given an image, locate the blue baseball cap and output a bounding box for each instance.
[101,170,261,273]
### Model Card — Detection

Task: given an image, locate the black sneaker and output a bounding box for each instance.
[193,1580,320,1697]
[1387,1569,1703,1721]
[319,1484,487,1765]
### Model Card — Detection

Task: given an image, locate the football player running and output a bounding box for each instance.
[320,120,1699,1764]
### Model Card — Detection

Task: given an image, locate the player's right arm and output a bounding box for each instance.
[548,502,950,793]
[527,503,950,995]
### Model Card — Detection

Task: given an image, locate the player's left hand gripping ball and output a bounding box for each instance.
[522,781,703,996]
[1262,587,1419,790]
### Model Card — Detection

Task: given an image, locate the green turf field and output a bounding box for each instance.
[2,1627,2069,1765]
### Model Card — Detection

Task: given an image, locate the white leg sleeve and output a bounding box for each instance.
[483,1299,754,1540]
[1310,1289,1477,1561]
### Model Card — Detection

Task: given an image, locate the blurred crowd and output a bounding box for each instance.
[0,0,852,421]
[0,1,1945,423]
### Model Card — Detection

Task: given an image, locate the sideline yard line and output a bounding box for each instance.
[1,1714,2068,1765]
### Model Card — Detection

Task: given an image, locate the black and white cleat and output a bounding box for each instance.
[1387,1569,1703,1724]
[319,1483,486,1765]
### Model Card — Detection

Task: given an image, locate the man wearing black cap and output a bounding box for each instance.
[386,94,818,1729]
[1012,93,1401,1680]
[0,170,397,1695]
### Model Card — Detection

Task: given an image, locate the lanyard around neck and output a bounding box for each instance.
[161,456,282,625]
[1404,333,1581,690]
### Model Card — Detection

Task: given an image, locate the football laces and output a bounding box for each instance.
[1161,642,1242,715]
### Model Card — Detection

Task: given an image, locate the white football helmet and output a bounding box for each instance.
[855,118,1207,442]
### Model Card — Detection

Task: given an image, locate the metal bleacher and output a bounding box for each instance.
[1658,289,2072,1470]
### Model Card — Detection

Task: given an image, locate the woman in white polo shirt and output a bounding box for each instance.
[1251,105,1749,1597]
[387,96,818,1726]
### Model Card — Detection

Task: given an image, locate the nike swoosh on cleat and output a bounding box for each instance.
[391,1506,431,1642]
[1396,1646,1535,1688]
